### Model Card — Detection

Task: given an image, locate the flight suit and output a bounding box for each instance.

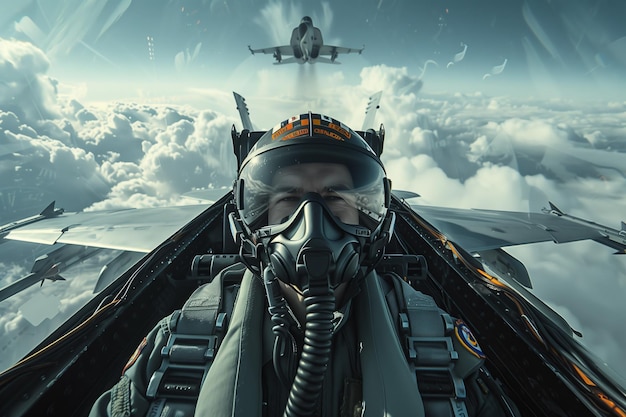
[90,267,520,417]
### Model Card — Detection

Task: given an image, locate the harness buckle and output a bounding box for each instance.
[147,333,218,400]
[406,336,466,400]
[407,336,459,366]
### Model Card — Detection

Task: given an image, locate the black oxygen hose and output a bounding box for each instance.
[283,288,334,417]
[263,267,298,387]
[263,266,335,416]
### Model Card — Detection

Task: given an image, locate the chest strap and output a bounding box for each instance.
[145,265,241,416]
[391,275,477,417]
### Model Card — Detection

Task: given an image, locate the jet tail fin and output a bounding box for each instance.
[362,91,383,130]
[233,92,254,131]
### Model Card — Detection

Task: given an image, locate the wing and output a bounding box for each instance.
[315,44,364,64]
[2,203,213,253]
[406,201,626,254]
[319,44,364,56]
[248,45,292,55]
[248,45,299,64]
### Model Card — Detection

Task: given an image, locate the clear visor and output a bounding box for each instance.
[238,146,387,230]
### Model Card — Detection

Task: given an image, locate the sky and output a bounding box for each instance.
[1,0,625,381]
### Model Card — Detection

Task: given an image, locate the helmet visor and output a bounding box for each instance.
[238,145,387,230]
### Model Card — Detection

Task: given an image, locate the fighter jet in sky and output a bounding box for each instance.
[248,16,364,64]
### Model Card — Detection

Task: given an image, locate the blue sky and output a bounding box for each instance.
[2,0,625,99]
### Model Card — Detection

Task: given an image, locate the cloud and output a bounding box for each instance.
[0,38,60,121]
[497,118,570,148]
[80,105,237,210]
[360,65,423,97]
[0,121,109,220]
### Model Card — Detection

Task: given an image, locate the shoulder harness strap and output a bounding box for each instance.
[385,272,484,417]
[145,263,243,416]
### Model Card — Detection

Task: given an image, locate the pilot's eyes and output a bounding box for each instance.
[276,194,301,203]
[322,192,345,202]
[273,186,348,202]
[272,186,351,204]
[271,187,300,202]
[268,185,358,225]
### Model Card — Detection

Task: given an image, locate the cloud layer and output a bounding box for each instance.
[1,38,625,379]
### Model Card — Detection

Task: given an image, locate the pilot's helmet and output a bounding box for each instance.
[235,112,389,232]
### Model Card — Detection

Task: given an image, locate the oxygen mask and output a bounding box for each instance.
[259,193,368,294]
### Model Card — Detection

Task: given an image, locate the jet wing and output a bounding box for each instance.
[409,203,626,253]
[2,204,210,253]
[248,45,293,56]
[248,45,298,64]
[248,45,292,55]
[319,45,364,56]
[315,44,364,63]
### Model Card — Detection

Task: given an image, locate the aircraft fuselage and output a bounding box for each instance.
[290,17,323,64]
